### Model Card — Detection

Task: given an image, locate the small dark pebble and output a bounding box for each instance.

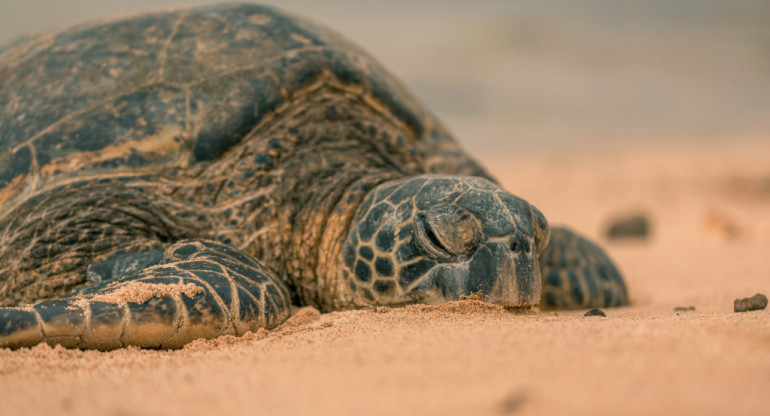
[606,214,649,239]
[734,293,768,312]
[584,308,606,317]
[499,388,528,414]
[674,306,695,312]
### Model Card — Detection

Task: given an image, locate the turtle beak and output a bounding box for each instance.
[468,242,541,307]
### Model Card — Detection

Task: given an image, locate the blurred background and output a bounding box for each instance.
[1,0,768,163]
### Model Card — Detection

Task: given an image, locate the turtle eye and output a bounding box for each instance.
[415,213,454,260]
[414,208,481,260]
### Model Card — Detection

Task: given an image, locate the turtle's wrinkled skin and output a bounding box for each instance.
[340,176,549,308]
[0,4,627,350]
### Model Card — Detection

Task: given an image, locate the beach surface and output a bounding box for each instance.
[2,139,768,416]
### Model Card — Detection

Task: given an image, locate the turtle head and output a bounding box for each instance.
[341,175,549,308]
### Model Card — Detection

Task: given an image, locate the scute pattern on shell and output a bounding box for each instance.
[0,3,484,207]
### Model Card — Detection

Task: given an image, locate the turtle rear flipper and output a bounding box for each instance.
[0,240,291,350]
[538,227,629,309]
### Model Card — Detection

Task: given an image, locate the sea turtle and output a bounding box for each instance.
[0,3,627,350]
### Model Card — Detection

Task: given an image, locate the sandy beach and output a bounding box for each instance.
[1,1,769,414]
[2,139,768,416]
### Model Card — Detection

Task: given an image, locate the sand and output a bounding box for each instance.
[1,140,769,416]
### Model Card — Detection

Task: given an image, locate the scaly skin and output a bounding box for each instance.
[0,4,628,350]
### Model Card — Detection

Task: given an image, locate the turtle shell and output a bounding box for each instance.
[0,3,485,207]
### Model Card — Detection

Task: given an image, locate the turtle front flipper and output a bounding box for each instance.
[538,227,629,309]
[0,240,291,350]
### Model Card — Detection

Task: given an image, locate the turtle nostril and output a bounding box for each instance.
[511,238,530,254]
